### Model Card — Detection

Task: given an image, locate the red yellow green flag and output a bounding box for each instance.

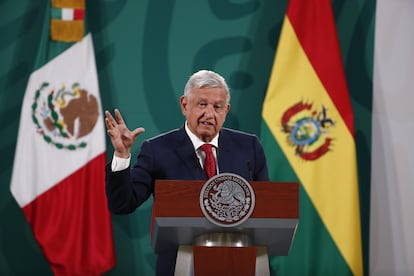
[261,0,363,275]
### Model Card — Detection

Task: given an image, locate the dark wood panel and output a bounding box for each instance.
[154,180,299,218]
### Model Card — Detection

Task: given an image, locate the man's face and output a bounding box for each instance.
[180,87,230,142]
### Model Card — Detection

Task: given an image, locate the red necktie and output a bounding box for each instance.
[201,144,216,179]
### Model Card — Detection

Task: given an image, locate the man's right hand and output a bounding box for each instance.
[104,109,145,158]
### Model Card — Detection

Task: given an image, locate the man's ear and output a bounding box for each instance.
[180,96,187,115]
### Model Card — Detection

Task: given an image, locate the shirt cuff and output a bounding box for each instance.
[111,153,131,172]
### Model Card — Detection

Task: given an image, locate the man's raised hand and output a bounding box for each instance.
[104,108,145,158]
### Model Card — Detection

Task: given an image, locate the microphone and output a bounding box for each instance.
[247,160,253,181]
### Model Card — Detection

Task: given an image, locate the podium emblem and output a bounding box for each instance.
[200,173,255,227]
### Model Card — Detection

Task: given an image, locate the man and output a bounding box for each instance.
[105,70,269,275]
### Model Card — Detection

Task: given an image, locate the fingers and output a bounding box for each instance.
[105,109,124,126]
[105,109,145,140]
[114,108,125,125]
[105,109,126,129]
[131,127,145,139]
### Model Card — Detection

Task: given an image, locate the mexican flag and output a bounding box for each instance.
[261,0,363,275]
[10,0,116,275]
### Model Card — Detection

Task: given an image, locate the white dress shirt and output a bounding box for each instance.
[184,122,219,173]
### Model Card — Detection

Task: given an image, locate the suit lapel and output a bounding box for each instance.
[217,129,234,173]
[173,127,206,180]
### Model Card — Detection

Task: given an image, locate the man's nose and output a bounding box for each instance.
[204,104,215,117]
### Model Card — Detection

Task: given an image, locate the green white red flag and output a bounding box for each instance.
[10,1,116,274]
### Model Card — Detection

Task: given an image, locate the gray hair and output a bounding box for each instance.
[183,70,230,103]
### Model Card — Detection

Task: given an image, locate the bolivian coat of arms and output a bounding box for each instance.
[281,101,335,160]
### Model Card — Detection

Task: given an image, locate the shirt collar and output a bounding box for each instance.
[184,121,219,150]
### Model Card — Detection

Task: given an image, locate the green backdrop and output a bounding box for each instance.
[0,0,374,275]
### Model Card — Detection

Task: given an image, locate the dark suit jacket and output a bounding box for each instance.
[106,126,269,275]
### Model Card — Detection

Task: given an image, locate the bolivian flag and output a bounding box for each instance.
[261,0,363,275]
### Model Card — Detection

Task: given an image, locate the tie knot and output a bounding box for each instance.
[201,143,213,152]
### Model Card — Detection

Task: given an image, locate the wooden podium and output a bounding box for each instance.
[151,178,299,276]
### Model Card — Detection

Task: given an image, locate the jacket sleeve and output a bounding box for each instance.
[105,140,155,214]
